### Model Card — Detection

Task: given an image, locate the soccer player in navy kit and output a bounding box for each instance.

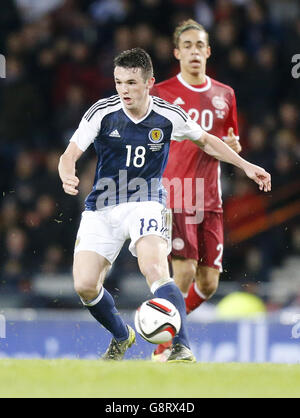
[58,48,271,362]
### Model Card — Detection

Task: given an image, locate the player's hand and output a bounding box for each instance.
[61,175,80,196]
[244,163,271,192]
[224,127,242,154]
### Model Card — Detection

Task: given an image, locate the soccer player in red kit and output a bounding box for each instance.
[151,20,242,361]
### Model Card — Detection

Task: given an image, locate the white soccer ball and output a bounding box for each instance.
[134,298,181,344]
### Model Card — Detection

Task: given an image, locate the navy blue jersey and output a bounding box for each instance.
[70,95,204,210]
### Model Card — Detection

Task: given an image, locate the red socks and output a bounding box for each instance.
[185,282,206,314]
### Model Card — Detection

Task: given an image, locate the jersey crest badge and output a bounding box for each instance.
[149,128,164,144]
[172,238,185,251]
[212,96,226,110]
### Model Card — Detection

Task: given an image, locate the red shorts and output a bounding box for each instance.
[171,211,224,272]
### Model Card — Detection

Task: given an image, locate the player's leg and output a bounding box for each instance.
[73,211,135,359]
[128,202,195,362]
[73,251,130,342]
[136,235,195,362]
[186,266,220,313]
[151,260,195,361]
[73,250,109,301]
[135,235,170,288]
[172,257,198,295]
[151,210,198,361]
[196,266,220,299]
[185,212,223,314]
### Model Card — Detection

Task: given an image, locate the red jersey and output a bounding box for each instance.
[152,74,239,212]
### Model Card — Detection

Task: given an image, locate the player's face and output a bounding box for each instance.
[175,29,211,77]
[114,67,155,114]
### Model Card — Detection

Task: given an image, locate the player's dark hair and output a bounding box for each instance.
[174,19,210,48]
[114,48,154,81]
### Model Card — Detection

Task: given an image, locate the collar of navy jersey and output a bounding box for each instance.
[121,96,154,125]
[177,73,211,92]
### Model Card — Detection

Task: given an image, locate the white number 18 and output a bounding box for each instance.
[125,145,146,168]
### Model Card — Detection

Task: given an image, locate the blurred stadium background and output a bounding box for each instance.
[0,0,299,362]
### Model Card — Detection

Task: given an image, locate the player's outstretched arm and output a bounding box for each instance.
[58,142,83,196]
[197,131,271,192]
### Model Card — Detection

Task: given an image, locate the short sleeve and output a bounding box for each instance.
[223,89,239,141]
[172,115,204,143]
[70,106,101,152]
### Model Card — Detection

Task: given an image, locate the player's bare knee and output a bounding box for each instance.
[73,270,99,301]
[196,268,220,299]
[201,282,218,299]
[74,281,99,301]
[181,261,197,281]
[173,259,197,291]
[140,262,167,285]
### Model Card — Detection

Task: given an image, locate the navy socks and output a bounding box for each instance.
[82,281,190,349]
[83,287,129,342]
[153,281,190,349]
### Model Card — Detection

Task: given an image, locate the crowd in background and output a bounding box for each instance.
[0,0,299,309]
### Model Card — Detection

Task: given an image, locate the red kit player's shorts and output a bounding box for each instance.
[171,210,224,272]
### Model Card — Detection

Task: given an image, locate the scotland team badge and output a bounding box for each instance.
[149,128,164,144]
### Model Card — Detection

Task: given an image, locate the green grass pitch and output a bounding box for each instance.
[0,360,300,398]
